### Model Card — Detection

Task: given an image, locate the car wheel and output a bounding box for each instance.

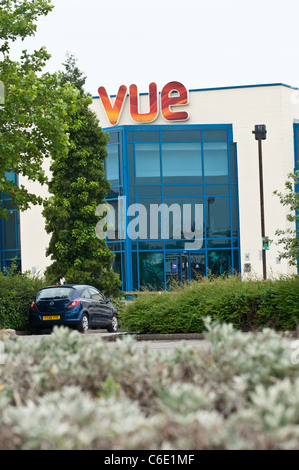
[78,313,89,333]
[107,315,118,333]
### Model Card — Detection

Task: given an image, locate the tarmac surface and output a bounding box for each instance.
[96,331,210,352]
[16,329,211,352]
[131,338,211,352]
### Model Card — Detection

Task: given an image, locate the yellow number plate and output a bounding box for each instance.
[43,315,60,320]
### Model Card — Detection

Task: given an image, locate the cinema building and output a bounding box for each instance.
[4,82,299,291]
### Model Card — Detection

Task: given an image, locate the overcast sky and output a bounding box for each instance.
[9,0,299,96]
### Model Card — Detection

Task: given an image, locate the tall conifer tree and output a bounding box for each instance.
[43,55,121,296]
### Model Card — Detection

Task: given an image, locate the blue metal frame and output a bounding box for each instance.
[0,172,21,272]
[104,124,241,291]
[293,123,299,175]
[293,124,299,274]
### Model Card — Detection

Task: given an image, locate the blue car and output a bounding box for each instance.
[29,284,118,334]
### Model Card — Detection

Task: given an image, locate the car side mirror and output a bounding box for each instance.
[106,297,111,303]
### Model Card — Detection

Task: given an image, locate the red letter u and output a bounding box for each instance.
[129,82,158,123]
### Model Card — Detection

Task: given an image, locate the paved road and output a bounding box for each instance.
[87,331,210,352]
[90,331,211,352]
[86,335,211,353]
[18,330,211,353]
[129,339,211,352]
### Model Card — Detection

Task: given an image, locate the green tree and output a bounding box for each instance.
[42,55,122,297]
[0,0,76,219]
[274,171,299,268]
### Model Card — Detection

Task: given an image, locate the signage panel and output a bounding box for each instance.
[98,81,190,125]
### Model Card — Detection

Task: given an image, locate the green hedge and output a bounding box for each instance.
[119,275,299,333]
[0,263,46,331]
[2,267,299,333]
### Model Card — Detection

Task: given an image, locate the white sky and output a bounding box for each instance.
[9,0,299,96]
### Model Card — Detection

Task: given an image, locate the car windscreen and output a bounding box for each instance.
[36,287,75,300]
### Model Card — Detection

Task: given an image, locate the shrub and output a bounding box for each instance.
[0,263,46,331]
[0,320,299,449]
[119,275,299,333]
[257,275,299,330]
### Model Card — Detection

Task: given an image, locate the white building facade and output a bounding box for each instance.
[12,82,299,289]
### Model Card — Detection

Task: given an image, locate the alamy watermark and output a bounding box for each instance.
[95,196,204,250]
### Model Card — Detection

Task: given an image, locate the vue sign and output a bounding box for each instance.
[98,81,189,125]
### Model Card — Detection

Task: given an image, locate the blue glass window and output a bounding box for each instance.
[208,250,231,275]
[229,143,237,183]
[108,132,118,144]
[5,172,15,182]
[162,142,202,184]
[105,198,126,241]
[106,144,119,186]
[203,130,227,141]
[136,186,161,197]
[205,185,230,196]
[206,197,231,238]
[135,131,160,142]
[0,172,21,271]
[203,142,228,183]
[107,187,120,198]
[104,124,240,291]
[161,197,204,241]
[190,252,206,279]
[162,130,202,142]
[138,240,164,250]
[128,198,162,240]
[163,185,203,197]
[135,143,160,184]
[139,252,164,291]
[112,252,122,277]
[132,252,138,290]
[4,214,17,250]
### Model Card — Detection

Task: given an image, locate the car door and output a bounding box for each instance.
[80,287,94,319]
[79,287,99,326]
[88,287,111,326]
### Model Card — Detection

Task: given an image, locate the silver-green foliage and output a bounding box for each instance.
[0,319,298,449]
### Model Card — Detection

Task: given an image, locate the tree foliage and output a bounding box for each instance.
[274,171,299,268]
[0,0,77,218]
[42,55,122,297]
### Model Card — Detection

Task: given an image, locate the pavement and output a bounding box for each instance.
[12,329,210,353]
[84,330,210,352]
[132,338,211,352]
[85,330,205,340]
[14,329,206,342]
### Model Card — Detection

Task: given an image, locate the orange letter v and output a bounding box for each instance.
[98,85,127,125]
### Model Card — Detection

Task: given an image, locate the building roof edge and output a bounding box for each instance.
[92,83,299,99]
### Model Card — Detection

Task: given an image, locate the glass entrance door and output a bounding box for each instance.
[181,254,189,284]
[190,252,206,279]
[166,254,180,287]
[165,253,190,287]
